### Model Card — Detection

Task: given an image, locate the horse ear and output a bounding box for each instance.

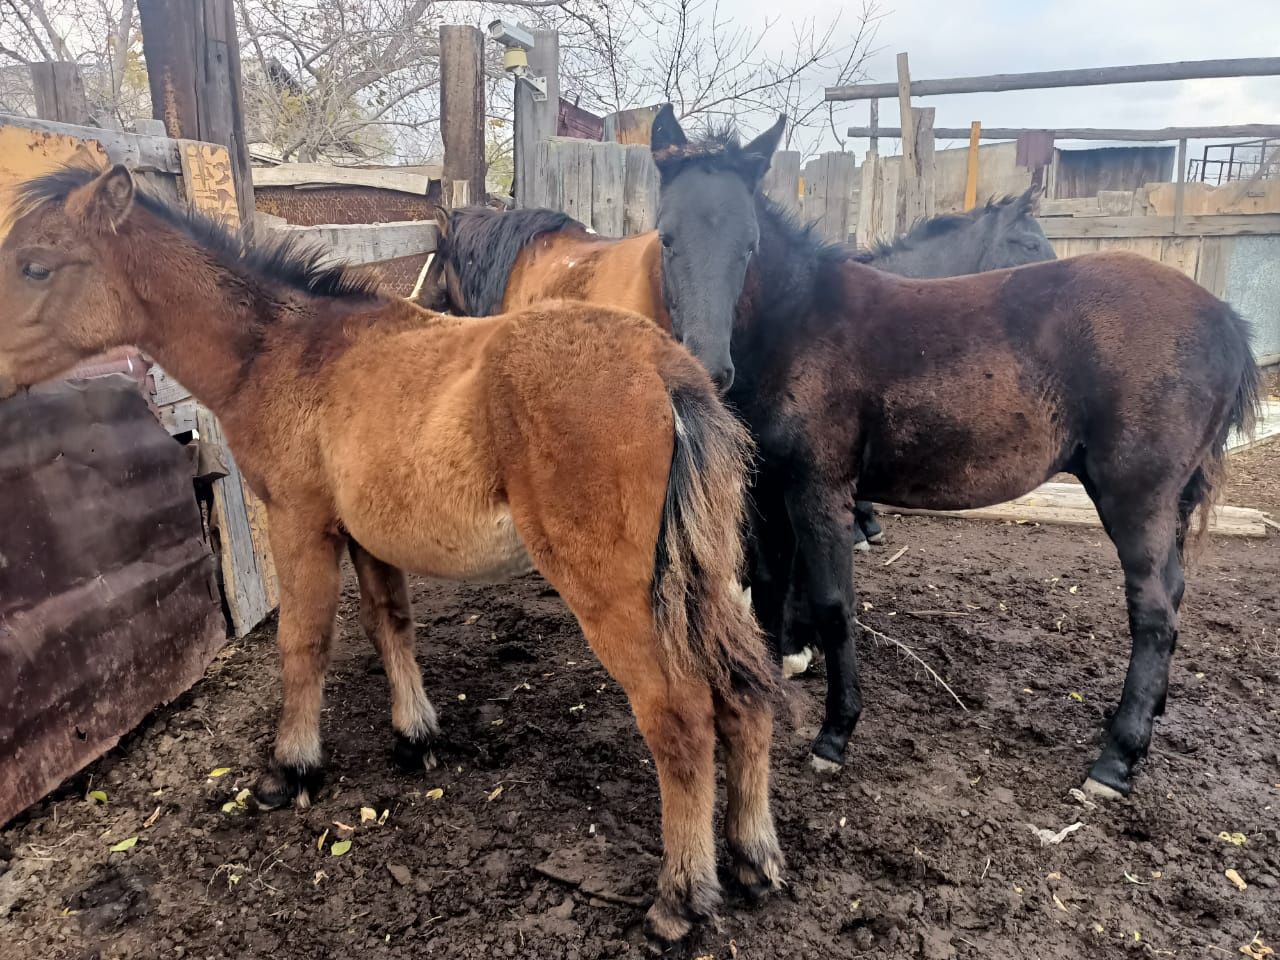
[1018,185,1042,218]
[434,205,451,239]
[741,114,787,184]
[650,103,687,156]
[75,164,135,232]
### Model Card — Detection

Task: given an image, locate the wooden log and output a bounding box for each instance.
[137,0,256,235]
[439,25,486,205]
[895,53,921,234]
[827,57,1280,101]
[252,163,437,193]
[514,29,559,206]
[845,123,1280,142]
[890,482,1268,538]
[29,62,91,124]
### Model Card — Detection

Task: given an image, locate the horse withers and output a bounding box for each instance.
[647,116,1260,800]
[0,165,782,946]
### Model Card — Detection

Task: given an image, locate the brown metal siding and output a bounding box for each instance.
[0,376,225,825]
[255,185,438,226]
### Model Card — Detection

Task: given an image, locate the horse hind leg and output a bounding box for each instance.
[1082,485,1183,800]
[348,540,439,772]
[715,690,783,897]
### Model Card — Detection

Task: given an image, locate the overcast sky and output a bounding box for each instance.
[748,0,1280,156]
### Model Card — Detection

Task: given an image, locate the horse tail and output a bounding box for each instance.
[1182,305,1262,557]
[652,378,778,705]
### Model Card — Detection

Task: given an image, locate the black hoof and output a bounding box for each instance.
[252,762,325,810]
[391,731,439,773]
[810,727,851,774]
[643,875,720,952]
[727,846,783,904]
[1084,755,1133,800]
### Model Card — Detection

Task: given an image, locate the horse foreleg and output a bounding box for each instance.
[254,515,343,809]
[788,483,864,774]
[348,539,439,772]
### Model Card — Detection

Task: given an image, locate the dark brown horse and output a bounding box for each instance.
[0,164,781,946]
[646,115,1260,800]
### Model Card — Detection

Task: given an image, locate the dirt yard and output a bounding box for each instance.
[2,445,1278,960]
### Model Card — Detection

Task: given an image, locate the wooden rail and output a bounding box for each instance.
[843,124,1280,142]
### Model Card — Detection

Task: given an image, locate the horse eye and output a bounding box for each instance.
[660,234,673,249]
[22,262,52,281]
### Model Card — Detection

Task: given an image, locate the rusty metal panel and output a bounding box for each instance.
[0,376,225,825]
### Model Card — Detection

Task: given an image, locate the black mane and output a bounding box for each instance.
[440,206,584,315]
[16,165,382,299]
[854,193,1027,264]
[652,124,758,183]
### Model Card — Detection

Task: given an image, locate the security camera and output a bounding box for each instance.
[488,20,547,101]
[487,20,535,52]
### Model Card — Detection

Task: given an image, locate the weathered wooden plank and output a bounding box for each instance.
[1039,214,1280,239]
[844,123,1280,142]
[892,482,1267,538]
[828,58,1280,101]
[590,142,626,238]
[963,122,981,210]
[604,104,663,145]
[252,163,436,194]
[805,152,857,243]
[0,114,182,172]
[762,150,802,215]
[896,53,922,233]
[559,140,594,225]
[440,25,486,203]
[514,29,559,206]
[1195,236,1232,297]
[268,221,438,264]
[915,106,936,219]
[30,62,91,124]
[622,144,659,235]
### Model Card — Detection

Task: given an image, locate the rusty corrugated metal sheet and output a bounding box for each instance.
[0,376,226,825]
[558,99,604,141]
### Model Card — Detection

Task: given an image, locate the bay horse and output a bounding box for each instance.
[0,164,782,946]
[645,114,1261,800]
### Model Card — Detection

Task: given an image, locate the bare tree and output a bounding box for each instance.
[0,0,147,123]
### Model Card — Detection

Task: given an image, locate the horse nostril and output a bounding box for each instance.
[712,365,735,392]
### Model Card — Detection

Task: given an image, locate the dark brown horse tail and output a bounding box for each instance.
[652,380,778,703]
[1183,305,1262,555]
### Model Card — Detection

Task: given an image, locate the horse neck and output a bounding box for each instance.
[112,213,333,416]
[869,225,980,279]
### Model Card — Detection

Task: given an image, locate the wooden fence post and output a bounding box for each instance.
[622,144,659,234]
[762,150,802,216]
[29,63,91,124]
[895,52,922,233]
[137,0,255,237]
[514,30,560,207]
[964,121,982,210]
[440,25,486,207]
[915,106,936,219]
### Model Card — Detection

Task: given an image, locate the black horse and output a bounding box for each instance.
[648,110,1259,799]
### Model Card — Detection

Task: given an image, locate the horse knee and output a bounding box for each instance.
[637,697,716,786]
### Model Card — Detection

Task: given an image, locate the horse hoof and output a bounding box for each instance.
[644,873,720,952]
[1082,776,1127,801]
[252,763,324,811]
[866,532,886,545]
[853,539,871,553]
[729,844,784,904]
[392,731,438,773]
[810,753,843,775]
[782,646,814,678]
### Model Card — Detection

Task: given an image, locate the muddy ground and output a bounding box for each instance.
[2,444,1279,960]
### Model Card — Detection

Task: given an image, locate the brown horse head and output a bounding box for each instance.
[0,164,145,398]
[650,105,786,391]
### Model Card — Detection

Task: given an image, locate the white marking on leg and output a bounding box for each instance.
[810,754,843,775]
[782,646,814,679]
[1082,777,1125,801]
[853,539,871,553]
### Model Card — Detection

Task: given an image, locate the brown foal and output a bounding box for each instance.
[0,165,782,945]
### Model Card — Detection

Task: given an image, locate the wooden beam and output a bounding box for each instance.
[0,114,182,172]
[846,123,1280,142]
[1174,137,1188,231]
[1038,213,1280,239]
[439,25,486,207]
[895,53,921,234]
[964,121,981,209]
[267,221,439,264]
[29,63,91,124]
[137,0,255,236]
[252,163,437,193]
[868,99,879,154]
[514,29,559,207]
[891,483,1268,538]
[827,56,1280,101]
